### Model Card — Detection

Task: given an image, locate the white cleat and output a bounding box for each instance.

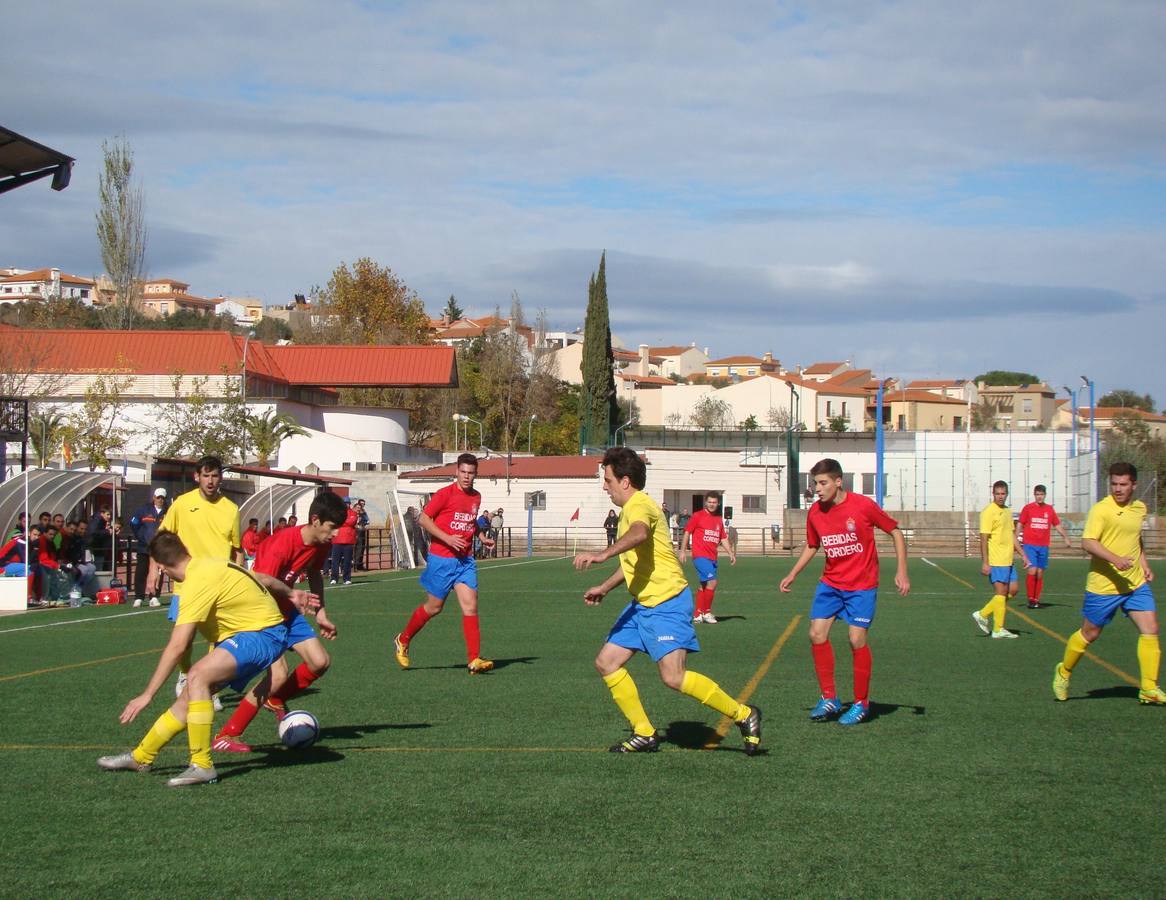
[701,612,718,624]
[972,611,991,635]
[97,751,150,773]
[166,764,219,787]
[991,629,1019,639]
[212,693,223,712]
[175,673,187,697]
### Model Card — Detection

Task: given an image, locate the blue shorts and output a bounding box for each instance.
[1082,583,1156,627]
[606,587,700,662]
[216,623,290,692]
[1023,545,1049,570]
[419,554,477,600]
[286,611,318,647]
[810,582,877,629]
[692,557,719,584]
[989,566,1017,586]
[167,594,181,622]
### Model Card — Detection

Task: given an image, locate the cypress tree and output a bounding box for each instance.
[580,252,617,447]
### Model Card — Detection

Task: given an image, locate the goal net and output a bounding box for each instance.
[387,487,433,570]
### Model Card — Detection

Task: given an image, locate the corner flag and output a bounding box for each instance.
[569,507,580,522]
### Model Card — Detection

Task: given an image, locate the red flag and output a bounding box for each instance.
[569,507,580,522]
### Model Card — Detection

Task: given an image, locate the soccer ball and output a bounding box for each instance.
[278,710,320,749]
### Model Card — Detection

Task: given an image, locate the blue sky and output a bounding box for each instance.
[3,1,1164,406]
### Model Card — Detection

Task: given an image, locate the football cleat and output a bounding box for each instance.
[737,704,762,755]
[97,751,150,773]
[809,696,843,722]
[166,764,219,787]
[263,698,288,721]
[1052,663,1070,701]
[839,700,869,726]
[467,657,494,674]
[693,613,703,623]
[393,633,411,670]
[212,693,223,712]
[1027,602,1041,609]
[609,732,661,753]
[174,672,188,697]
[211,735,252,753]
[1138,686,1166,705]
[972,611,991,635]
[701,612,718,624]
[991,629,1019,639]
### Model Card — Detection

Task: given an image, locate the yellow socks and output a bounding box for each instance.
[186,699,215,769]
[133,709,185,765]
[979,595,1006,630]
[1137,634,1160,691]
[603,668,655,737]
[680,670,748,721]
[1060,629,1090,675]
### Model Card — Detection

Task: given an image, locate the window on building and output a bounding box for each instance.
[742,495,766,513]
[862,473,876,494]
[841,402,848,418]
[953,415,963,431]
[826,401,834,416]
[897,414,907,430]
[1022,398,1033,413]
[341,462,351,471]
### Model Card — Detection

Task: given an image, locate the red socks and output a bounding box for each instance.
[852,645,872,703]
[462,614,481,662]
[1026,573,1038,601]
[270,662,320,704]
[401,605,433,643]
[811,641,836,699]
[1035,575,1044,601]
[219,698,259,737]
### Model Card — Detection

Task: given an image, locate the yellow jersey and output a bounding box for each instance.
[1083,495,1148,596]
[160,487,241,560]
[980,503,1016,567]
[617,491,689,608]
[174,558,283,644]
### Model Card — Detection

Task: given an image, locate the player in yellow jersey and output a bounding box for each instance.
[97,530,311,786]
[972,480,1030,639]
[573,448,761,755]
[1053,462,1164,704]
[160,456,243,703]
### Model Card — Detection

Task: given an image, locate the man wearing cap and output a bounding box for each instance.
[130,488,170,607]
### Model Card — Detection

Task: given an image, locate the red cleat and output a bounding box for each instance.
[263,699,288,721]
[211,734,252,753]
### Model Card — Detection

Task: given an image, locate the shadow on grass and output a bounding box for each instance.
[215,744,347,780]
[866,701,925,719]
[662,720,768,755]
[408,656,539,673]
[320,722,431,740]
[701,615,747,623]
[1072,685,1139,702]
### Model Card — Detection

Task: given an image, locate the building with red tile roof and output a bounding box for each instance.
[0,267,96,304]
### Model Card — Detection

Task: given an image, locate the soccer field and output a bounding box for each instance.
[2,555,1163,897]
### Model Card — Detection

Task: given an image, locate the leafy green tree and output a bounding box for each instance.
[252,316,293,342]
[828,415,849,433]
[443,294,464,322]
[972,399,998,431]
[246,409,309,467]
[741,414,759,431]
[153,373,249,462]
[972,370,1041,386]
[579,252,617,447]
[29,407,67,466]
[1111,411,1152,446]
[61,374,133,471]
[1099,389,1154,412]
[95,136,147,330]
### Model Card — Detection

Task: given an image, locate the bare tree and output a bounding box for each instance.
[95,136,147,330]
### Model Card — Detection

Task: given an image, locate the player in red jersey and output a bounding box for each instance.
[678,491,736,624]
[1018,484,1074,609]
[393,453,495,674]
[211,491,348,752]
[780,458,910,725]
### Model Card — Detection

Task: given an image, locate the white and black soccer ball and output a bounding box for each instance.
[278,710,320,749]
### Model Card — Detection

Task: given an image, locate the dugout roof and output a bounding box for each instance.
[0,126,73,196]
[0,469,121,544]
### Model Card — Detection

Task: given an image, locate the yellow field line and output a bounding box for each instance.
[704,613,802,749]
[0,646,170,683]
[925,560,1139,687]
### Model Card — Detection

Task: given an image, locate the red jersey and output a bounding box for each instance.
[684,509,728,559]
[424,481,482,559]
[332,508,358,545]
[253,524,330,587]
[241,527,262,557]
[806,492,899,591]
[1018,502,1060,547]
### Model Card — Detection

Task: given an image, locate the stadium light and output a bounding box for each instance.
[614,417,637,447]
[1062,385,1079,458]
[527,414,537,453]
[454,413,484,449]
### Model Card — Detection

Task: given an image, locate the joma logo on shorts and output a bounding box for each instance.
[657,634,676,642]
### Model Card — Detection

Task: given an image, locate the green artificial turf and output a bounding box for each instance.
[2,555,1163,897]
